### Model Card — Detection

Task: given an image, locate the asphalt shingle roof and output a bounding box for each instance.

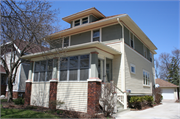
[155,78,178,87]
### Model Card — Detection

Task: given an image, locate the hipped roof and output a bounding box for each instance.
[155,78,178,88]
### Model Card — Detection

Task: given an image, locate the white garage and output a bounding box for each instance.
[156,78,178,100]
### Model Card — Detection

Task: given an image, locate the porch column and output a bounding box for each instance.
[24,61,33,106]
[87,52,101,115]
[24,80,32,106]
[90,52,98,79]
[87,79,101,115]
[49,80,58,109]
[52,58,58,80]
[28,61,33,80]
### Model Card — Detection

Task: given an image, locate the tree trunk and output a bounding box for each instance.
[7,76,13,102]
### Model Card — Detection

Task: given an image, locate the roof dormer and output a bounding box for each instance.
[62,7,105,28]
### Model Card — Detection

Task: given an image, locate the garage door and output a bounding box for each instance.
[161,88,174,100]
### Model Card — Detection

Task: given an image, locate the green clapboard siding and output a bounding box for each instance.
[134,36,143,55]
[71,31,91,45]
[102,24,122,43]
[124,26,129,45]
[89,15,98,23]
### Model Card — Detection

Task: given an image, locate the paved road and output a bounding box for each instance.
[115,100,180,119]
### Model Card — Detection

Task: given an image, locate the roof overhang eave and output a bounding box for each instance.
[21,41,121,60]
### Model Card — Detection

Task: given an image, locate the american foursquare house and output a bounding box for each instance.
[22,7,157,114]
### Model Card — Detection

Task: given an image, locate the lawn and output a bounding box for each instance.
[1,106,60,118]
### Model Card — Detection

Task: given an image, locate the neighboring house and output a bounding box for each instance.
[1,65,7,95]
[156,78,178,100]
[22,7,157,114]
[0,40,49,98]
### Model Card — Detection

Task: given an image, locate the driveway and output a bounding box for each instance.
[115,100,180,119]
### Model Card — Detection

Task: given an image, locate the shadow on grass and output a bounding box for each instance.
[1,107,60,118]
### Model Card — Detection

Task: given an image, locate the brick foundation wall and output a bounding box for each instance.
[49,81,57,109]
[24,82,32,106]
[87,81,101,115]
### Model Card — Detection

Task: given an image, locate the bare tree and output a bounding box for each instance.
[0,0,60,102]
[154,58,160,79]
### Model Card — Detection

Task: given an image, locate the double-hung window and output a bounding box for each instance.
[63,37,69,47]
[93,30,100,41]
[130,32,134,49]
[144,45,147,58]
[143,70,150,85]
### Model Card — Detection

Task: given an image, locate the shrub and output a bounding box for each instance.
[142,95,153,106]
[153,87,162,104]
[13,98,24,105]
[129,96,143,109]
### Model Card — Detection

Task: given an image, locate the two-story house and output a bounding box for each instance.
[22,7,157,114]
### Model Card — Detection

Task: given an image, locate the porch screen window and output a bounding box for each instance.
[34,60,53,82]
[59,54,90,81]
[75,20,80,26]
[63,37,69,47]
[143,70,150,85]
[150,52,152,62]
[93,30,100,41]
[47,59,53,81]
[69,56,78,81]
[60,58,68,81]
[144,45,147,58]
[80,55,89,81]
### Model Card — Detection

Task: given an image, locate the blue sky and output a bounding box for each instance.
[51,1,179,59]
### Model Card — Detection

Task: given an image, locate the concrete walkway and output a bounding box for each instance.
[115,100,180,119]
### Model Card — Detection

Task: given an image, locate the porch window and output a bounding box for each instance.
[150,52,152,62]
[59,54,90,81]
[144,45,147,58]
[60,58,68,81]
[34,60,53,82]
[69,56,78,81]
[143,70,150,85]
[80,55,89,81]
[93,30,100,41]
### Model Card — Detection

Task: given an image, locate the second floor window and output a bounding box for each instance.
[130,32,134,49]
[150,52,152,62]
[144,45,147,58]
[93,30,100,41]
[63,37,69,47]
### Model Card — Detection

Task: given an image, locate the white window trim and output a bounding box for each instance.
[143,70,150,86]
[130,64,136,74]
[73,15,90,27]
[129,32,135,49]
[91,28,102,42]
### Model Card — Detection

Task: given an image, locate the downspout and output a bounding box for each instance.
[117,18,127,109]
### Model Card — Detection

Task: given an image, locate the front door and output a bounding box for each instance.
[98,59,105,82]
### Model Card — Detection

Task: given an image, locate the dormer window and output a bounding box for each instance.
[82,17,88,24]
[74,20,80,26]
[73,16,89,27]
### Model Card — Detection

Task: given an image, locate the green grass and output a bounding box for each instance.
[1,107,60,118]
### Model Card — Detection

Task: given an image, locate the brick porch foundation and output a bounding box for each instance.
[87,79,101,115]
[49,80,58,109]
[24,81,32,106]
